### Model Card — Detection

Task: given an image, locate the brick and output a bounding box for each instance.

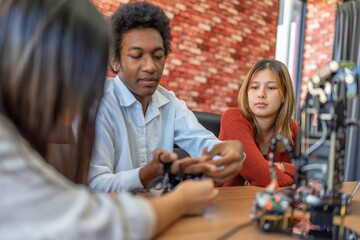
[188,58,202,66]
[193,5,206,13]
[208,67,218,74]
[226,17,237,25]
[194,76,207,84]
[231,34,243,42]
[163,68,170,76]
[301,0,338,105]
[164,11,174,19]
[170,58,182,66]
[92,0,279,114]
[212,16,222,24]
[198,23,211,31]
[188,47,202,55]
[175,3,186,11]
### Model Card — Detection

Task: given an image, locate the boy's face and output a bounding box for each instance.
[117,28,165,105]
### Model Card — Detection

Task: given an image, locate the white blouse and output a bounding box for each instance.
[0,116,155,240]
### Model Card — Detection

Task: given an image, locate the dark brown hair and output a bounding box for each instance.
[0,0,111,183]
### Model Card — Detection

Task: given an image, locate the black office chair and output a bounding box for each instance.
[174,111,221,158]
[193,111,221,137]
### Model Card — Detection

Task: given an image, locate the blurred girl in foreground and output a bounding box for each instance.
[0,0,217,239]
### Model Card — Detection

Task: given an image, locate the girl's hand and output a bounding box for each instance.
[174,179,218,215]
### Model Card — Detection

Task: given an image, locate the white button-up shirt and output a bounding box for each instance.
[89,76,220,192]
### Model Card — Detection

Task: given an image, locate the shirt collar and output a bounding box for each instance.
[112,75,137,107]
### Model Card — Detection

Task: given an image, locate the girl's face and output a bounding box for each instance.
[247,69,282,121]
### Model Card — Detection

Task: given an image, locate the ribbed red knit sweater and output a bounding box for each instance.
[219,107,299,187]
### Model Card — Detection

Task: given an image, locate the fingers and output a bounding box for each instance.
[170,156,216,175]
[180,162,217,174]
[201,144,222,160]
[176,178,219,215]
[198,179,219,201]
[152,141,244,186]
[201,146,209,156]
[211,188,219,201]
[176,178,218,201]
[205,160,242,184]
[140,149,178,187]
[202,141,244,166]
[202,178,219,200]
[197,141,245,184]
[153,149,178,164]
[170,157,199,174]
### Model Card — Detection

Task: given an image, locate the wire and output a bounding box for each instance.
[347,180,360,205]
[268,135,296,180]
[303,119,327,158]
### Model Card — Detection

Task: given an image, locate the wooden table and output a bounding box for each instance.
[157,182,360,240]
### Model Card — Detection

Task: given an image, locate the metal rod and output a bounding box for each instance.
[347,180,360,205]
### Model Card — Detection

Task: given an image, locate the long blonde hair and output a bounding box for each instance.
[238,59,296,151]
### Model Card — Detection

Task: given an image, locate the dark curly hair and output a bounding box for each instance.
[111,1,172,67]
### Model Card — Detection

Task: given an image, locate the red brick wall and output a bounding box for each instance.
[300,0,339,104]
[90,0,279,114]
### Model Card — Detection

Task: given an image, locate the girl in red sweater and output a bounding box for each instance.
[219,59,299,187]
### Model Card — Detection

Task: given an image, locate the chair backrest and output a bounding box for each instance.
[193,111,221,137]
[174,111,221,158]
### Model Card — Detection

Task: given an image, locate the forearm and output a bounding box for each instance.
[148,191,187,235]
[281,162,295,177]
[276,168,295,186]
[139,167,156,187]
[241,163,294,187]
[139,162,163,188]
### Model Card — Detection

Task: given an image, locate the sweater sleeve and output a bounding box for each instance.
[219,108,294,187]
[282,162,295,177]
